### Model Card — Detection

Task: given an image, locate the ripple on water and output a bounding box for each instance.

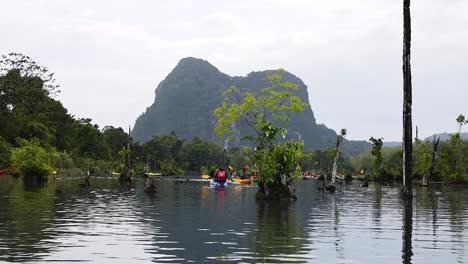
[0,178,467,263]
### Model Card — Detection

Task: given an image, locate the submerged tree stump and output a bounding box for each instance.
[23,174,48,185]
[145,177,157,193]
[80,171,91,187]
[256,182,297,201]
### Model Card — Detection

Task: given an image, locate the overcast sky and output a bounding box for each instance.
[1,0,467,141]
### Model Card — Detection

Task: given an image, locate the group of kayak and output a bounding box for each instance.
[203,166,257,187]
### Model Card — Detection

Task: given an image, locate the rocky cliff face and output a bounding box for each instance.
[132,57,338,149]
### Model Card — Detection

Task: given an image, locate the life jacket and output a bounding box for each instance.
[216,170,226,182]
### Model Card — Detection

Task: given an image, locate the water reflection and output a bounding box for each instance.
[373,184,382,227]
[0,177,467,263]
[402,194,413,264]
[0,177,56,262]
[254,201,305,263]
[440,185,466,263]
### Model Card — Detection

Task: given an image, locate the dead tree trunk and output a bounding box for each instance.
[126,126,132,184]
[402,0,413,197]
[331,132,344,187]
[425,136,440,186]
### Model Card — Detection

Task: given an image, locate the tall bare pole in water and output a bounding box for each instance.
[402,0,413,197]
[126,125,131,183]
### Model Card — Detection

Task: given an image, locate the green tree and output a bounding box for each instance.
[71,121,111,161]
[179,137,224,172]
[0,136,12,168]
[102,126,128,159]
[383,147,403,180]
[0,52,60,96]
[159,159,184,175]
[414,139,432,182]
[0,64,74,151]
[214,70,307,200]
[142,131,184,171]
[456,114,466,133]
[454,114,467,178]
[369,137,384,178]
[437,131,467,182]
[11,138,56,181]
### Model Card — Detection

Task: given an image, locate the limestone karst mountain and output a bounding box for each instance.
[132,57,363,151]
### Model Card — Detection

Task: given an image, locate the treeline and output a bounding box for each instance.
[0,65,237,178]
[0,53,235,179]
[0,54,125,178]
[349,132,468,183]
[1,53,466,183]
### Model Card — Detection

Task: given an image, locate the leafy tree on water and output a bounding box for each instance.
[214,70,307,200]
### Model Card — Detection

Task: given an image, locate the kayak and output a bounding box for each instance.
[112,172,120,176]
[210,179,227,187]
[201,174,210,179]
[233,177,252,184]
[145,172,162,177]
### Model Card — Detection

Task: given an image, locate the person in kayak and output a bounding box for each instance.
[241,165,249,179]
[214,167,227,184]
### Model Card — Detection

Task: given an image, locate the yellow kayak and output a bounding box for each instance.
[145,172,162,177]
[233,178,252,184]
[112,172,120,176]
[201,174,210,179]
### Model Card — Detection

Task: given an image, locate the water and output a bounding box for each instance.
[0,176,467,263]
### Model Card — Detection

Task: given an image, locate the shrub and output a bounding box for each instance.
[11,138,55,180]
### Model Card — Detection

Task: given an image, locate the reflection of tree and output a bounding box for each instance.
[440,185,466,262]
[0,178,56,262]
[372,184,382,227]
[401,195,413,264]
[431,189,438,249]
[441,186,465,228]
[414,186,438,250]
[254,201,304,262]
[331,194,344,259]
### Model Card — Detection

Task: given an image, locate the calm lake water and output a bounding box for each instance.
[0,176,467,263]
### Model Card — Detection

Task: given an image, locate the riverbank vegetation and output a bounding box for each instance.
[0,53,228,180]
[0,53,466,184]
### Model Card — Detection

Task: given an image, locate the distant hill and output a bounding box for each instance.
[383,141,402,148]
[425,132,468,141]
[132,57,369,152]
[380,132,468,148]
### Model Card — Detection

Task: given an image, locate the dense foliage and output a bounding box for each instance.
[214,70,308,199]
[11,139,55,180]
[350,131,467,183]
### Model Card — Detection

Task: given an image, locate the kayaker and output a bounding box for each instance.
[241,165,249,179]
[214,167,227,184]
